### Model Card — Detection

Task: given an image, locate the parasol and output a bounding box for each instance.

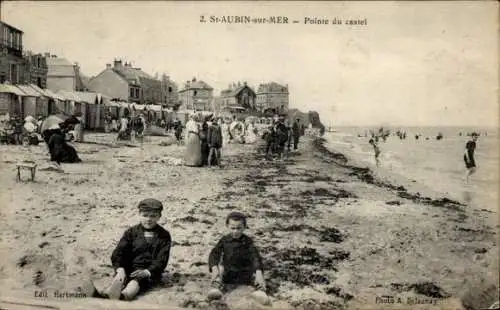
[40,114,80,133]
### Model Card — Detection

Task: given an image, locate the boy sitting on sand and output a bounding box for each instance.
[207,211,268,303]
[86,198,171,300]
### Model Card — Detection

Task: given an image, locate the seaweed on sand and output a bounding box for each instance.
[262,246,351,295]
[390,282,451,298]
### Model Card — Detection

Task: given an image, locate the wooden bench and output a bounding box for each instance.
[16,162,37,182]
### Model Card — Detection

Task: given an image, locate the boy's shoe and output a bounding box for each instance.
[207,288,223,301]
[208,280,224,300]
[251,290,270,305]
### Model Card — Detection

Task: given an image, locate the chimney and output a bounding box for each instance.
[106,63,111,69]
[113,59,122,68]
[243,81,247,86]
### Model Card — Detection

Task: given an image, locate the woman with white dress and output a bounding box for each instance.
[184,114,202,167]
[245,119,258,144]
[220,117,231,146]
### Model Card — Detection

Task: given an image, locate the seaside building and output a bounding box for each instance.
[23,52,48,89]
[178,77,213,111]
[256,82,289,114]
[89,60,177,107]
[0,21,25,84]
[219,81,257,114]
[46,54,80,91]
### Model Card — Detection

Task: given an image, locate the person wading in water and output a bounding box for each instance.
[464,132,479,184]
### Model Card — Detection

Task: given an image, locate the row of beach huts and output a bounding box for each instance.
[0,82,181,130]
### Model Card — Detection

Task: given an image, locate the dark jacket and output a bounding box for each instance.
[208,234,263,274]
[111,224,171,280]
[292,122,300,136]
[275,122,288,145]
[207,124,223,148]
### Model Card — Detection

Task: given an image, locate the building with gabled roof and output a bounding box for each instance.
[178,77,213,111]
[256,81,289,114]
[88,59,177,106]
[219,81,256,113]
[46,54,77,91]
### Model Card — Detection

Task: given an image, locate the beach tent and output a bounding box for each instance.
[75,91,111,130]
[28,84,62,116]
[56,90,83,115]
[0,83,26,116]
[41,88,65,116]
[15,84,44,119]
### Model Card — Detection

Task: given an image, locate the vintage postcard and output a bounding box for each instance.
[0,1,498,310]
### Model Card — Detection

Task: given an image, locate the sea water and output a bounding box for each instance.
[324,127,499,212]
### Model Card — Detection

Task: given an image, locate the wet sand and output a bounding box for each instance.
[0,133,497,310]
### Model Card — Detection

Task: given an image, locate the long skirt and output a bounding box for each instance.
[184,132,202,167]
[201,140,210,166]
[50,144,82,164]
[245,131,257,144]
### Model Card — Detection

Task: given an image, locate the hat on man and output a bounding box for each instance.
[137,198,163,212]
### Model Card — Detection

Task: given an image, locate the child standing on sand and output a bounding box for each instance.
[207,211,268,303]
[86,198,171,300]
[369,138,381,167]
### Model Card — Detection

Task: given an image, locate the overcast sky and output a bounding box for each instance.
[2,1,498,127]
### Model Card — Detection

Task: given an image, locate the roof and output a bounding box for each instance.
[0,21,23,33]
[257,82,288,94]
[180,79,213,91]
[47,58,76,77]
[113,67,153,84]
[15,85,41,97]
[0,83,26,96]
[57,90,83,102]
[29,84,52,98]
[43,88,65,101]
[75,92,102,104]
[221,85,256,97]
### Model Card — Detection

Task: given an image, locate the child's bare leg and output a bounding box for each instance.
[121,279,141,300]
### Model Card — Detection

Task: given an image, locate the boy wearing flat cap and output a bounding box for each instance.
[89,198,171,300]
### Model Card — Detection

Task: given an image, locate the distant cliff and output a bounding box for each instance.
[288,109,326,135]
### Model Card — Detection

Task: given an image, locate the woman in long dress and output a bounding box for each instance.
[245,119,258,144]
[184,114,202,167]
[221,117,231,146]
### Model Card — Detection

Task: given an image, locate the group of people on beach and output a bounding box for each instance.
[262,115,303,161]
[367,129,480,183]
[86,198,268,304]
[111,109,147,143]
[184,113,224,168]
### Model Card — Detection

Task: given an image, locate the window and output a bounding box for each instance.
[10,63,18,83]
[135,88,140,98]
[168,86,172,93]
[37,77,42,88]
[193,90,197,96]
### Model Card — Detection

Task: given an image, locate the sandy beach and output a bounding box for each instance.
[0,133,497,310]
